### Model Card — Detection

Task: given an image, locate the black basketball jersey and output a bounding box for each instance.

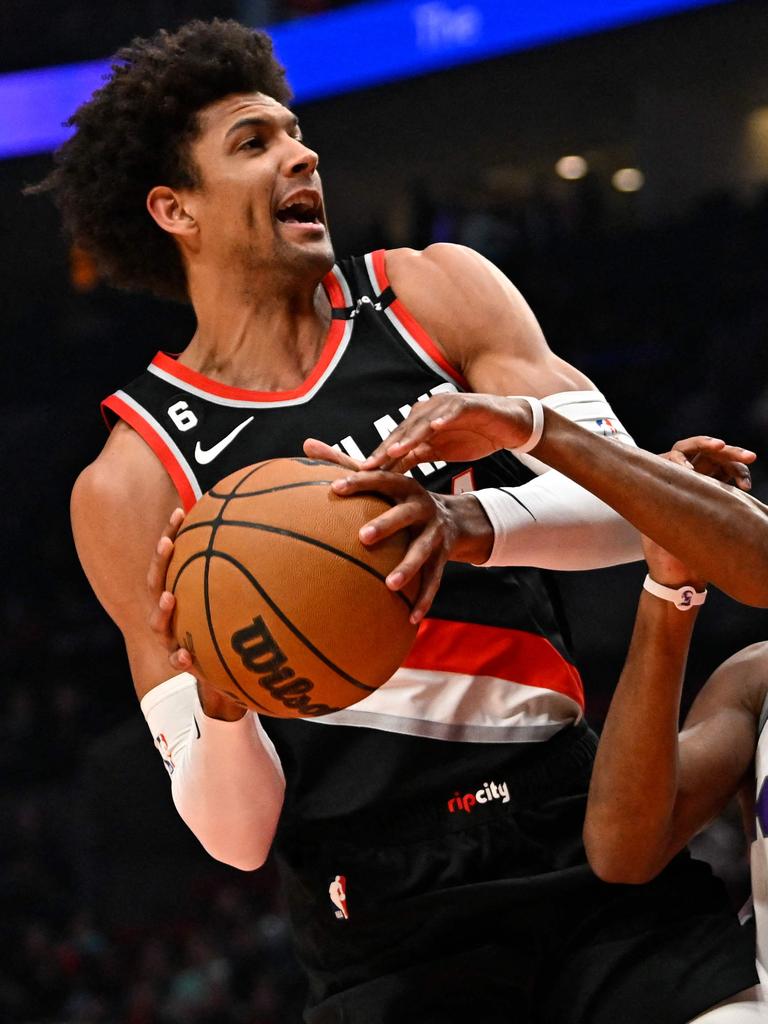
[103,250,585,825]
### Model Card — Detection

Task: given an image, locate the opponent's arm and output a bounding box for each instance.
[353,392,767,607]
[71,424,284,870]
[583,530,766,884]
[308,243,764,615]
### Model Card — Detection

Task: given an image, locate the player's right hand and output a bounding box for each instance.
[147,508,247,719]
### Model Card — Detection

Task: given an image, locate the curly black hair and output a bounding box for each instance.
[31,19,292,302]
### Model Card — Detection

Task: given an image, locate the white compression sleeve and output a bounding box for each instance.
[141,674,285,871]
[474,391,644,570]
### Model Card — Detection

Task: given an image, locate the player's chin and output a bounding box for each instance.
[277,223,335,267]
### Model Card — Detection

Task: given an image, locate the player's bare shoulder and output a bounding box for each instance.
[384,244,592,393]
[686,641,768,730]
[385,244,524,347]
[71,422,180,632]
[711,641,768,704]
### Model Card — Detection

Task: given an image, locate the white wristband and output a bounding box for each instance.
[508,396,545,454]
[643,574,707,610]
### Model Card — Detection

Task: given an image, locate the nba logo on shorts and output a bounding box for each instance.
[328,875,349,920]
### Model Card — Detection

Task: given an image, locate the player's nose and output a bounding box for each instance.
[285,137,319,177]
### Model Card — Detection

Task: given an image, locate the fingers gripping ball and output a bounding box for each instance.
[165,458,420,718]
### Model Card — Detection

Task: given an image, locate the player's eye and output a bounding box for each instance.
[239,136,265,151]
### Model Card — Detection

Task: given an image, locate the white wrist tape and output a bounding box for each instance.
[141,674,284,870]
[508,396,545,454]
[473,390,643,570]
[515,390,634,476]
[643,574,707,610]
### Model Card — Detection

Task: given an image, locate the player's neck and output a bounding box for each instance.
[182,271,331,392]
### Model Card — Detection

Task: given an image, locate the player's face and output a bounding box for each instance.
[184,93,334,279]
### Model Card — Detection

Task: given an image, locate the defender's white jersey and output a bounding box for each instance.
[752,694,768,989]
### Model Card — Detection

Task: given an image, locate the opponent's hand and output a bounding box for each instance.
[331,471,491,623]
[663,436,755,491]
[359,393,536,472]
[302,438,363,471]
[641,436,755,587]
[147,508,246,719]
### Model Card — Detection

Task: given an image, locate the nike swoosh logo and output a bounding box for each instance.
[194,416,254,464]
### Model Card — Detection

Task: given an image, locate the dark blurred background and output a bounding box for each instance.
[2,0,767,1020]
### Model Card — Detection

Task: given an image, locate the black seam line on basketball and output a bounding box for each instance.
[174,519,414,613]
[208,480,399,512]
[231,460,282,496]
[208,479,335,501]
[200,535,273,714]
[203,469,273,713]
[177,549,377,693]
[497,488,537,521]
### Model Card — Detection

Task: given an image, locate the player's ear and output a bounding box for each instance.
[146,185,198,239]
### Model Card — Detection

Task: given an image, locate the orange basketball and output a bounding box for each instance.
[166,458,420,718]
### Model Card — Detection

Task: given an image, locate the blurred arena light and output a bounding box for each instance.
[555,155,589,180]
[612,167,645,191]
[0,0,733,160]
[745,106,768,181]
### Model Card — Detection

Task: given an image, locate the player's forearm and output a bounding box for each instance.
[142,675,285,870]
[534,410,768,606]
[584,595,697,883]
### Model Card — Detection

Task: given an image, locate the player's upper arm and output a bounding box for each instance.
[386,243,595,396]
[71,422,181,697]
[668,643,766,849]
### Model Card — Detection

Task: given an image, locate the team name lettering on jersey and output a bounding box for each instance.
[231,616,340,717]
[447,780,510,813]
[334,381,459,477]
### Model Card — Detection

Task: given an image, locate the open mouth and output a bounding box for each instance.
[275,197,322,226]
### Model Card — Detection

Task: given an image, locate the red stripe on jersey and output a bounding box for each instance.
[371,249,468,389]
[148,267,348,403]
[102,394,198,512]
[402,618,585,708]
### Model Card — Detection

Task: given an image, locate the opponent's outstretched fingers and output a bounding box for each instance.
[670,435,726,456]
[389,535,447,624]
[668,436,756,490]
[409,550,447,625]
[303,437,362,470]
[360,397,451,469]
[665,449,694,470]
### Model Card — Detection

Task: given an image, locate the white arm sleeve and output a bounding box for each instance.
[474,391,644,570]
[141,674,285,871]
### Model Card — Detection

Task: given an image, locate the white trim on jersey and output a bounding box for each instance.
[363,251,459,386]
[113,389,203,502]
[332,262,354,308]
[309,668,582,743]
[147,318,355,409]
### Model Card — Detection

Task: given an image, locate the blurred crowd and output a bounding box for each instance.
[2,175,767,1021]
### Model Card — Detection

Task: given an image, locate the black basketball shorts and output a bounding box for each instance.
[274,723,758,1024]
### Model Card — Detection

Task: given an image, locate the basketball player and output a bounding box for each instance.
[40,18,765,1022]
[582,519,768,1018]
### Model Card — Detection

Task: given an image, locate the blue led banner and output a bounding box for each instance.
[0,0,729,159]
